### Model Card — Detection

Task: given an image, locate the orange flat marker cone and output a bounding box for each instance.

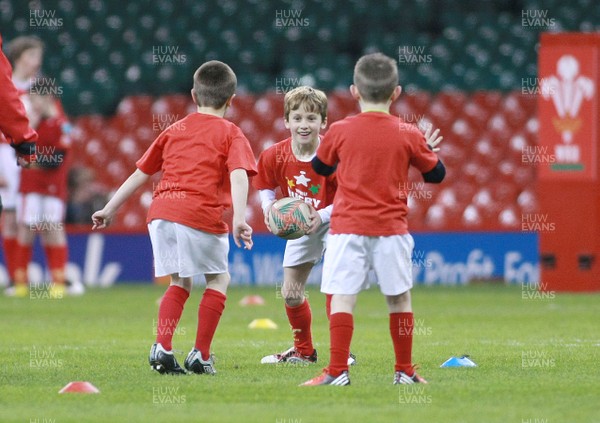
[59,381,100,394]
[239,295,265,306]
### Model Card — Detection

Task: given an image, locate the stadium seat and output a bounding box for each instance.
[462,204,482,227]
[498,206,519,228]
[67,88,540,232]
[26,0,598,112]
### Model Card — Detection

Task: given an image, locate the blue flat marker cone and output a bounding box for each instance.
[440,355,477,368]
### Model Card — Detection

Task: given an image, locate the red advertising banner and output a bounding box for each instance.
[538,33,600,291]
[538,33,599,181]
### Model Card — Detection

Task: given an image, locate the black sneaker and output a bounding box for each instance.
[149,343,186,375]
[184,349,216,375]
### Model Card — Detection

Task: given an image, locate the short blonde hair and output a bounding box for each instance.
[284,86,327,121]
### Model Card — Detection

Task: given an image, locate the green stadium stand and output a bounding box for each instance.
[1,0,597,115]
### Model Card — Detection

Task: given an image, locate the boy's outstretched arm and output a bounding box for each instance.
[92,168,150,229]
[230,168,253,250]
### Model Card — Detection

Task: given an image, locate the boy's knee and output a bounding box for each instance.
[212,273,230,285]
[386,290,412,312]
[281,280,305,306]
[330,294,357,314]
[170,275,192,292]
[205,272,230,295]
[171,282,191,292]
[284,295,304,307]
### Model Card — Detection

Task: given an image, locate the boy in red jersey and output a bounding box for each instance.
[0,33,38,156]
[92,61,257,375]
[302,53,445,386]
[254,86,356,365]
[1,35,43,295]
[13,80,72,299]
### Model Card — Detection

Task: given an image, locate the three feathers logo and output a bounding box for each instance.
[541,54,595,168]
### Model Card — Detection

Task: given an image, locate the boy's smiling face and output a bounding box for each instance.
[285,104,327,146]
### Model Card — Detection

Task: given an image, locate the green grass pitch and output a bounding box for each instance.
[0,284,598,423]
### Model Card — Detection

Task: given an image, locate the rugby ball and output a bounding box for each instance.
[267,197,312,240]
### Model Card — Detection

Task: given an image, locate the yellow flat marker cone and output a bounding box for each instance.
[239,295,265,306]
[59,381,100,394]
[248,318,278,329]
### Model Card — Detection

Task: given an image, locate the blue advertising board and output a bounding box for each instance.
[0,232,538,286]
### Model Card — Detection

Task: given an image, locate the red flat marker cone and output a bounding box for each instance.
[59,381,100,394]
[239,295,265,306]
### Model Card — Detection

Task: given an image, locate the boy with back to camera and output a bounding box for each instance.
[92,61,257,375]
[254,86,355,366]
[302,53,445,386]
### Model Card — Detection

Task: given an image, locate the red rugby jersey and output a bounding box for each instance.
[253,137,336,210]
[316,112,439,236]
[136,113,258,234]
[19,115,70,200]
[0,33,37,144]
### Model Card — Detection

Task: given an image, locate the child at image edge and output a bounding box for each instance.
[14,80,73,299]
[302,52,446,386]
[254,86,355,366]
[92,61,257,375]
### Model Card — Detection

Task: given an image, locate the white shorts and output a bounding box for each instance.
[148,219,229,278]
[321,233,414,296]
[0,144,21,210]
[283,222,329,267]
[17,193,65,225]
